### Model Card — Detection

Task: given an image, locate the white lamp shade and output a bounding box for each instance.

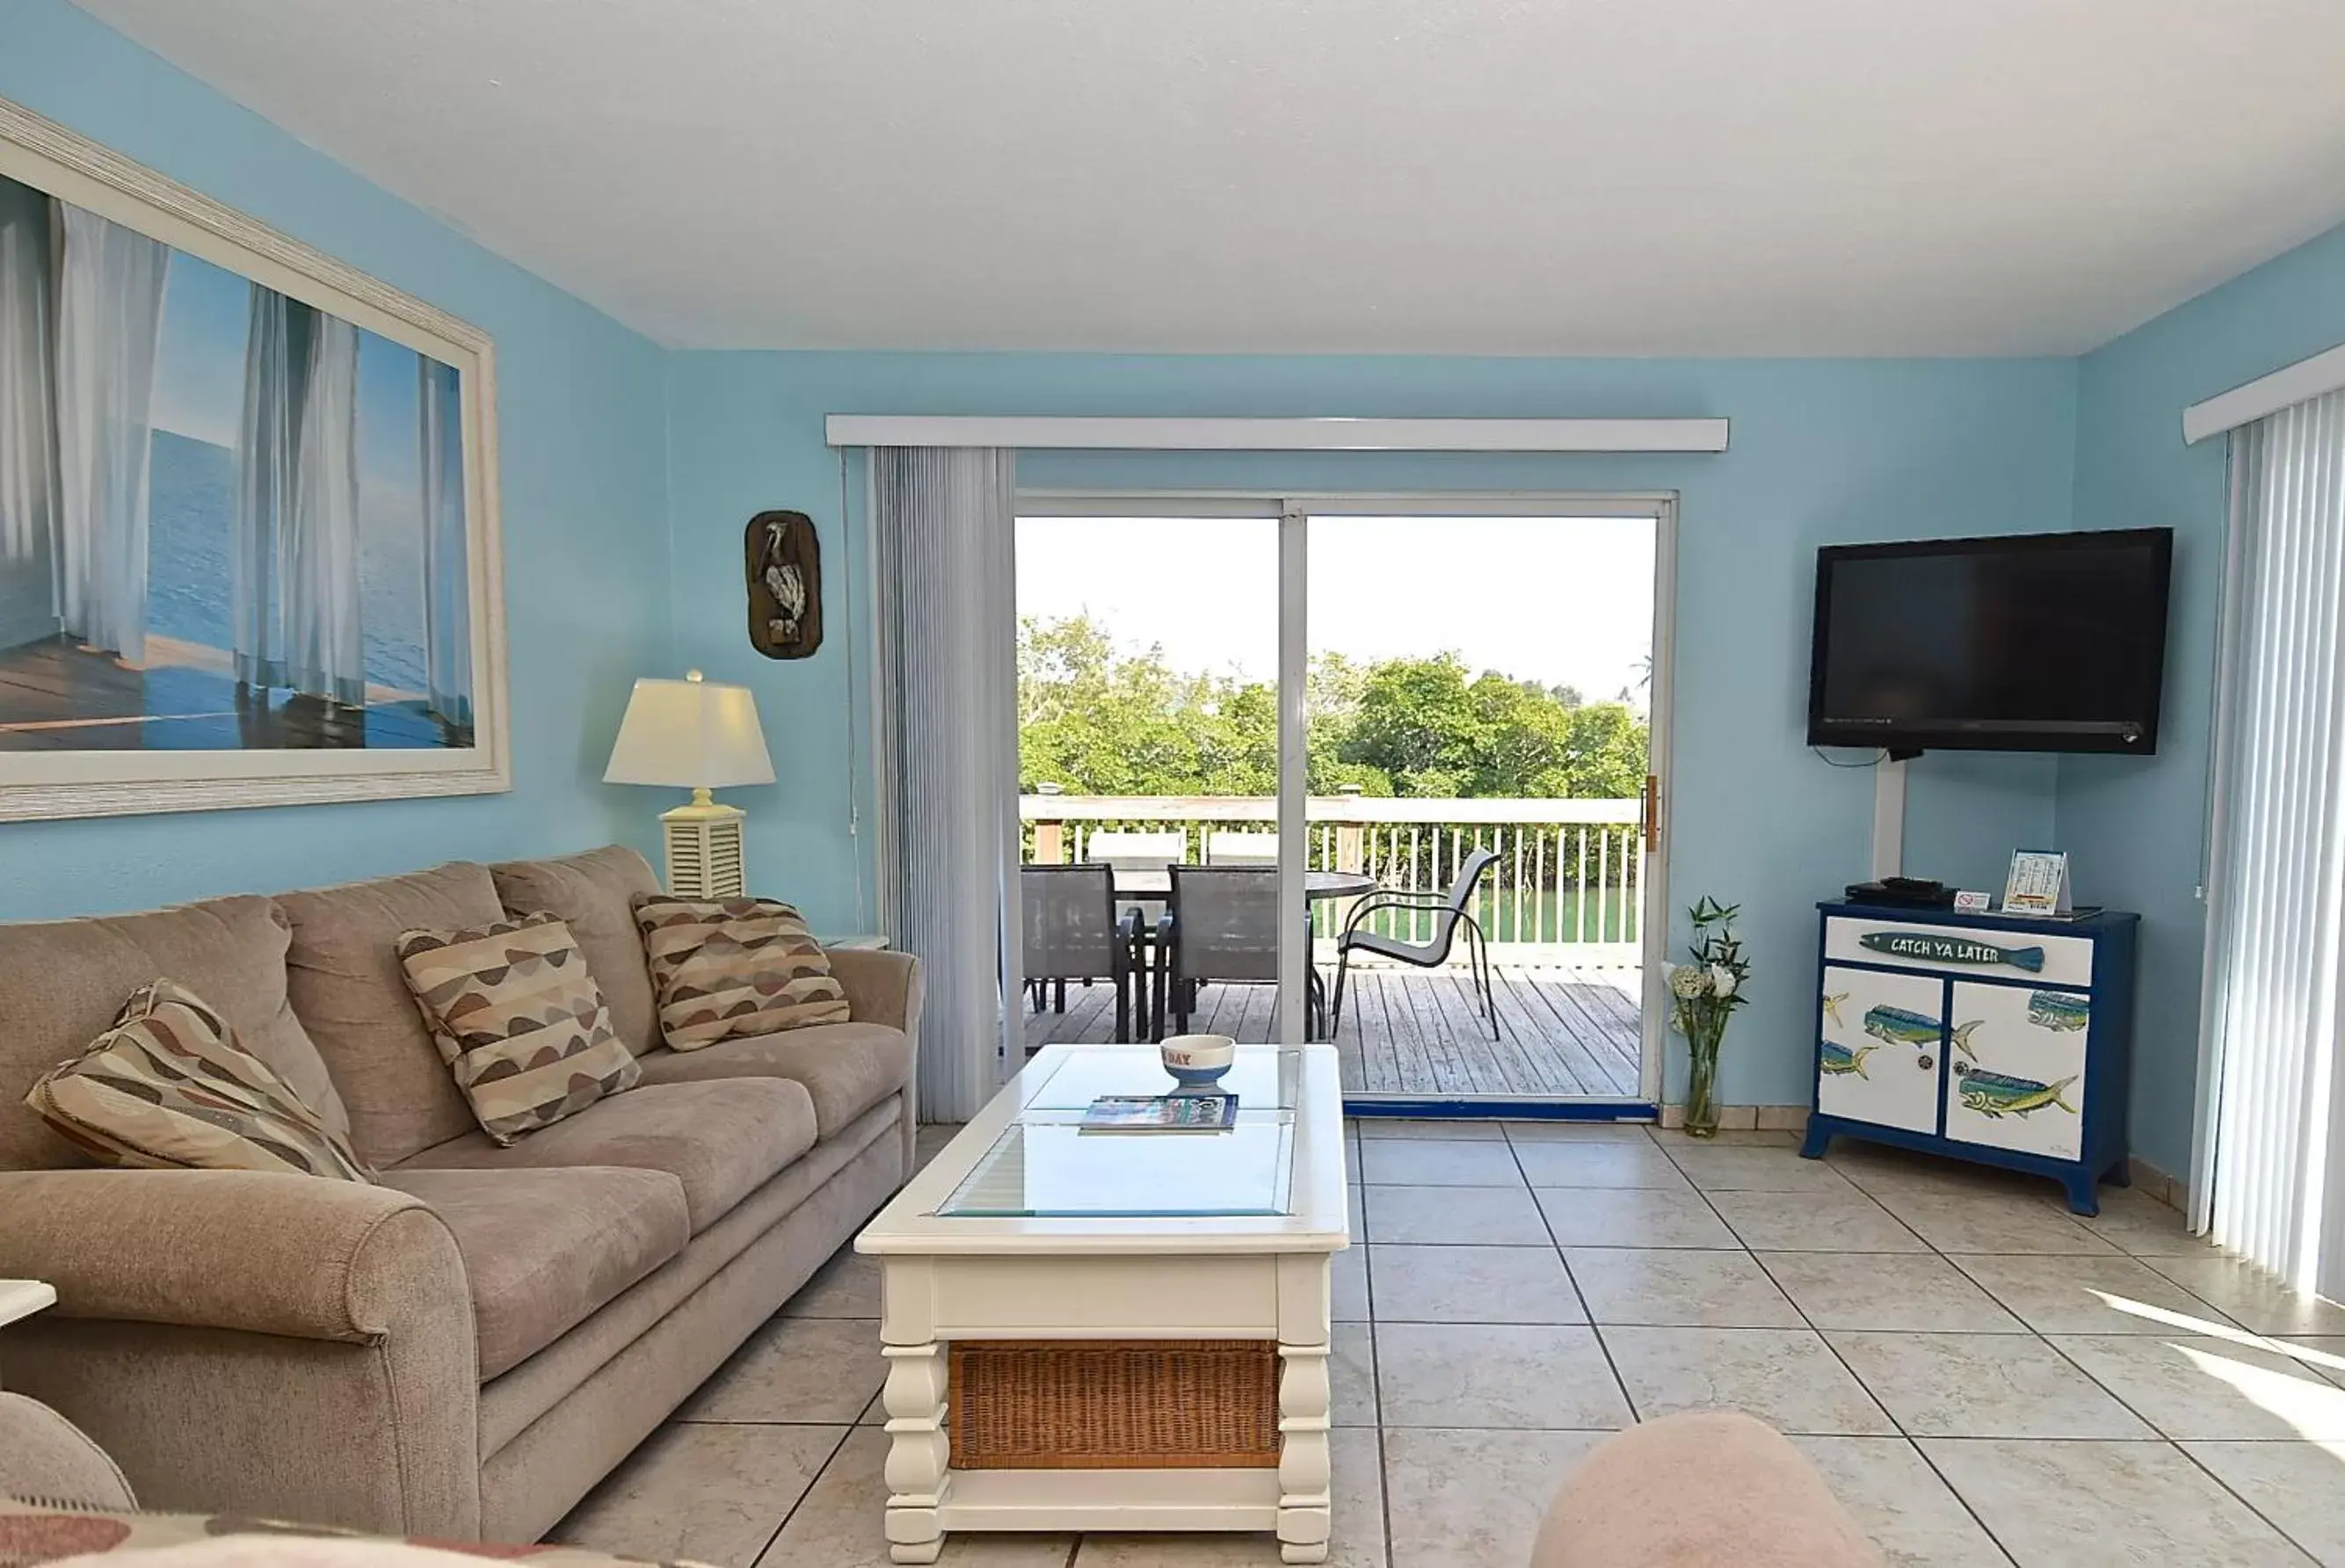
[604,674,776,790]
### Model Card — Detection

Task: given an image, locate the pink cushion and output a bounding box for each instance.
[1531,1412,1881,1568]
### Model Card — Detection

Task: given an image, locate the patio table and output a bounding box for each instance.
[1103,866,1377,1040]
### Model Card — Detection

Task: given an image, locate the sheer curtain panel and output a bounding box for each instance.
[0,179,54,565]
[51,205,164,664]
[234,287,301,690]
[0,179,57,649]
[419,356,470,724]
[874,446,1024,1122]
[2200,387,2345,1296]
[237,294,365,705]
[285,312,363,705]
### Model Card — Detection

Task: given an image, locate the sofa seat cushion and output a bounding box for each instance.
[380,1165,690,1380]
[490,848,663,1055]
[394,1078,817,1232]
[631,1022,912,1141]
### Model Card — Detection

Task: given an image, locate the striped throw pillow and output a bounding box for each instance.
[633,895,852,1050]
[395,912,641,1145]
[25,980,374,1181]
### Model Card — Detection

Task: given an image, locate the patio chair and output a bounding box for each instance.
[1205,830,1279,866]
[1020,864,1143,1046]
[1154,864,1281,1041]
[1082,830,1188,894]
[1330,846,1502,1041]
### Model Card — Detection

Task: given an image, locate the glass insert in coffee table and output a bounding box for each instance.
[937,1049,1297,1219]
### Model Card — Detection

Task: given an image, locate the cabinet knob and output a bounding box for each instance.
[1917,1053,1935,1071]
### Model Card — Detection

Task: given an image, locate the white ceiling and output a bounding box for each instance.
[71,0,2345,355]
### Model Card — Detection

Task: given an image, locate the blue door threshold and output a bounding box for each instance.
[1345,1097,1658,1122]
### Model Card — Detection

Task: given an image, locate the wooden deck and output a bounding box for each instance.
[0,636,468,751]
[1020,962,1645,1099]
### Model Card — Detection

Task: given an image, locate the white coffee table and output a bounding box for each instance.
[856,1043,1348,1564]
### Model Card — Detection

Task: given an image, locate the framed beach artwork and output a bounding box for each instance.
[0,95,506,821]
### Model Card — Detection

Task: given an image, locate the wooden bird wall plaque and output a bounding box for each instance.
[745,511,822,659]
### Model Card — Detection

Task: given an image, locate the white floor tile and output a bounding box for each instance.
[1921,1438,2316,1566]
[1825,1331,2153,1439]
[1376,1321,1631,1429]
[1601,1325,1897,1434]
[1791,1436,2017,1568]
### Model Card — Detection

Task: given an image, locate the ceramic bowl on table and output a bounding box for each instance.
[1160,1033,1236,1090]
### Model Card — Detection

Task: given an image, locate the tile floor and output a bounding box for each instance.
[554,1120,2345,1567]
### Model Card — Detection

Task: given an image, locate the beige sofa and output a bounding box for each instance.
[0,846,920,1544]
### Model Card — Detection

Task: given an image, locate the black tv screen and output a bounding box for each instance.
[1806,528,2173,755]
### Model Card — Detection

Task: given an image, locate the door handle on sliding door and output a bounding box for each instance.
[1643,773,1660,853]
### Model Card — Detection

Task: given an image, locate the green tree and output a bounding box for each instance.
[1017,617,1647,800]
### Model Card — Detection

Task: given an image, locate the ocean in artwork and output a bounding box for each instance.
[146,429,431,696]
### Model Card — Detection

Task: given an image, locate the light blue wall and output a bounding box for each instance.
[2062,218,2345,1175]
[0,0,672,920]
[666,351,2080,1107]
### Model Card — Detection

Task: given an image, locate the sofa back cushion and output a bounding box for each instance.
[490,847,660,1054]
[278,861,508,1167]
[0,895,346,1171]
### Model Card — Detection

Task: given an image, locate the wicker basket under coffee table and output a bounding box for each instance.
[855,1043,1349,1564]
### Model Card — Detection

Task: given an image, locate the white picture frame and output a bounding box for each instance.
[0,94,508,822]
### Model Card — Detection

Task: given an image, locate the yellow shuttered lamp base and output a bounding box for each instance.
[660,789,748,898]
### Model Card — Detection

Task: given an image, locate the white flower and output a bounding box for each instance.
[1709,964,1739,998]
[1667,964,1710,999]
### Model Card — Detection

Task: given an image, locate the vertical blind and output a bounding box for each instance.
[2202,388,2345,1294]
[873,446,1024,1122]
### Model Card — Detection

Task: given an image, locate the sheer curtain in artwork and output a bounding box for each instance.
[419,356,470,726]
[285,312,362,705]
[51,204,165,664]
[0,178,56,647]
[235,291,365,705]
[233,287,300,689]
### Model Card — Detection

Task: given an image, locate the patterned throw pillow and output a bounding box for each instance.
[633,895,852,1050]
[395,911,641,1145]
[25,980,374,1181]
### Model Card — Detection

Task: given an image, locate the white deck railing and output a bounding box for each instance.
[1020,793,1644,968]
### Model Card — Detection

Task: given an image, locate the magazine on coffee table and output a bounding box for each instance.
[1078,1093,1238,1131]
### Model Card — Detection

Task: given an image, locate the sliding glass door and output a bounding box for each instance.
[1012,508,1301,1051]
[1013,493,1673,1113]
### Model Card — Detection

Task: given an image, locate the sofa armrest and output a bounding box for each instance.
[825,948,923,1174]
[0,1168,481,1537]
[826,947,921,1034]
[0,1168,465,1343]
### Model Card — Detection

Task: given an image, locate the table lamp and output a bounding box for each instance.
[603,670,776,897]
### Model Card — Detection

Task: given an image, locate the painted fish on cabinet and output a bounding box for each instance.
[2027,991,2091,1033]
[1858,933,2046,972]
[1820,1040,1878,1078]
[1953,1063,2080,1119]
[1822,991,1848,1028]
[1862,1005,1982,1059]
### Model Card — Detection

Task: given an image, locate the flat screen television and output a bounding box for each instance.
[1806,527,2173,756]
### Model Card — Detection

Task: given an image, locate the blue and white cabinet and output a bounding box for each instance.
[1798,901,2138,1214]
